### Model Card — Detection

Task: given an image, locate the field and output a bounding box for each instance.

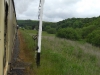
[20,29,100,75]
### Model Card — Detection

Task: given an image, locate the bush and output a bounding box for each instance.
[47,28,56,34]
[82,25,97,39]
[56,28,80,40]
[86,30,100,47]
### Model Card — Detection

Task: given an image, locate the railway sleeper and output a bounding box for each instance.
[12,67,25,70]
[8,67,25,75]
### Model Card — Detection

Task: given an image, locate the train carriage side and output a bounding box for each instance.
[0,0,5,75]
[0,0,17,75]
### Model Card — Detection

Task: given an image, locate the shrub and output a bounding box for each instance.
[86,30,100,47]
[47,28,56,34]
[82,25,97,39]
[56,28,80,40]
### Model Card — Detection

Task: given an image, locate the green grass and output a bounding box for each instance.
[20,29,100,75]
[23,29,55,36]
[20,29,35,50]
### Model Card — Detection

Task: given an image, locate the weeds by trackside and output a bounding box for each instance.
[20,29,100,75]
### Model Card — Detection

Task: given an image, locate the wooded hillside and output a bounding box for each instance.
[17,16,100,47]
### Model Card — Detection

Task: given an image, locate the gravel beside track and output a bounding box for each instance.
[11,35,25,75]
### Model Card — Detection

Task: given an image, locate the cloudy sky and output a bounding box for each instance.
[14,0,100,22]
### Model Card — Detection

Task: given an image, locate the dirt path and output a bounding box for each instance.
[18,31,35,75]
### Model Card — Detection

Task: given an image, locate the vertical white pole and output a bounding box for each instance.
[36,0,44,66]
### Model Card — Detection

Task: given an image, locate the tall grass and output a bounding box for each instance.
[20,29,100,75]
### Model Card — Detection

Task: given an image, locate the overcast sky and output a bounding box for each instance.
[14,0,100,22]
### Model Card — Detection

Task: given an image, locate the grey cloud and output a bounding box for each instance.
[14,0,38,14]
[14,0,100,22]
[14,0,39,20]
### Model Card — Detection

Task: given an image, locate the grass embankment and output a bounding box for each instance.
[19,30,35,75]
[20,29,100,75]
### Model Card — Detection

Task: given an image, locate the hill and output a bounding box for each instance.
[17,16,100,47]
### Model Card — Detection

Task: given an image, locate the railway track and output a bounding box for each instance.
[8,31,34,75]
[8,33,25,75]
[8,32,31,75]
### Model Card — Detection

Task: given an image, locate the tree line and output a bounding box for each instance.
[17,16,100,47]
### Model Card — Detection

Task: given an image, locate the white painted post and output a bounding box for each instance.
[36,0,44,66]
